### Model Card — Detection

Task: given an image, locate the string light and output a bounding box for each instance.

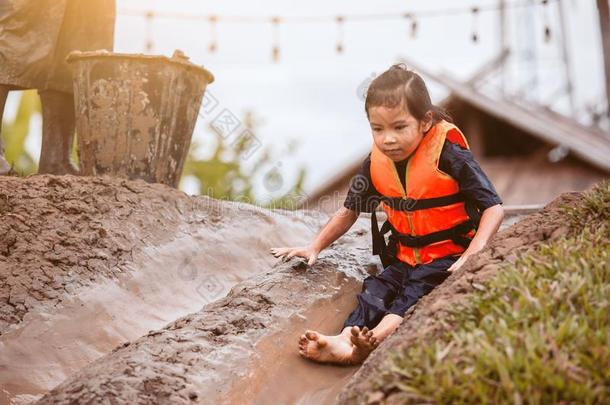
[120,0,560,24]
[541,0,552,43]
[336,15,345,54]
[122,0,561,56]
[471,6,480,43]
[145,10,155,53]
[403,13,418,39]
[208,15,218,53]
[271,16,281,63]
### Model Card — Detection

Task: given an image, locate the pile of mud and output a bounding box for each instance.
[1,175,196,332]
[1,174,375,403]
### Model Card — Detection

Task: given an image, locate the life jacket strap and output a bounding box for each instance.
[386,219,476,248]
[371,210,398,268]
[380,193,463,212]
[371,205,477,267]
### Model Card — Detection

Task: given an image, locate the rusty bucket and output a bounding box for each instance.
[67,50,214,187]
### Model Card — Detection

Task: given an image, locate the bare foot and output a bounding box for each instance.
[349,326,379,363]
[298,330,355,365]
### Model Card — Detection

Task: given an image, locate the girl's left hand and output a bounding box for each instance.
[448,238,487,273]
[270,245,320,266]
[447,254,469,273]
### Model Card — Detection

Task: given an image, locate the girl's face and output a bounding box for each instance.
[369,105,432,162]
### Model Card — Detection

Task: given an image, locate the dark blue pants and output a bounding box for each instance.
[343,257,457,330]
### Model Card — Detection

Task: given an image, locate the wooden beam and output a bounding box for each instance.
[499,0,508,96]
[597,0,610,118]
[558,0,576,115]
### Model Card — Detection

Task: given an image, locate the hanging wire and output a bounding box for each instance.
[403,12,418,39]
[145,11,155,53]
[121,0,561,58]
[271,16,281,63]
[120,0,561,24]
[471,6,480,43]
[208,15,218,53]
[336,15,345,53]
[541,0,552,43]
[411,17,418,39]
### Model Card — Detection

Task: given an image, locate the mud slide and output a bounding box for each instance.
[1,175,366,403]
[35,235,373,404]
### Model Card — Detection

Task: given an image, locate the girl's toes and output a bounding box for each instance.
[305,331,318,341]
[350,326,361,337]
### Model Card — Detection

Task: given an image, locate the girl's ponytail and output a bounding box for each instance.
[431,105,453,124]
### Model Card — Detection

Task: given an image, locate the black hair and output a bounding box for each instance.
[364,63,452,124]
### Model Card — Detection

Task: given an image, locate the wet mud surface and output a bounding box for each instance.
[36,247,371,404]
[0,175,342,403]
[337,193,580,404]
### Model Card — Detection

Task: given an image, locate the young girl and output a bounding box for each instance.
[270,64,504,365]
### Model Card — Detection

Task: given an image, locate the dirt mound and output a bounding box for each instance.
[0,175,198,332]
[337,192,581,404]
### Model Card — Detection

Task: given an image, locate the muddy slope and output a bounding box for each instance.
[337,193,580,404]
[0,175,331,402]
[35,229,373,404]
[0,174,200,332]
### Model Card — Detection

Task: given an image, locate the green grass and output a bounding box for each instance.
[375,182,610,404]
[563,181,610,232]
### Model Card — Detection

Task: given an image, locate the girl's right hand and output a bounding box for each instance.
[269,245,320,266]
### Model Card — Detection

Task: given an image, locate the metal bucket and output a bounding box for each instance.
[67,50,214,187]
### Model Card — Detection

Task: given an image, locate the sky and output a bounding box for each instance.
[6,0,606,200]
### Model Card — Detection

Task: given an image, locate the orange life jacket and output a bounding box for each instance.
[370,120,478,267]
